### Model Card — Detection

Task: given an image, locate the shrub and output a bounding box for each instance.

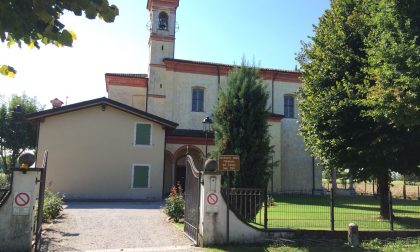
[0,172,9,188]
[164,183,184,222]
[42,189,64,222]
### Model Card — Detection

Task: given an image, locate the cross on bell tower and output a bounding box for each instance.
[147,0,179,65]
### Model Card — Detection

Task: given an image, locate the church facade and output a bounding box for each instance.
[30,0,322,200]
[106,0,322,195]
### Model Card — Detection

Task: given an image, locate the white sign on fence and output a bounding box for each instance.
[12,192,32,215]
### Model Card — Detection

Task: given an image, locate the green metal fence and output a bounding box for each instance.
[228,188,420,231]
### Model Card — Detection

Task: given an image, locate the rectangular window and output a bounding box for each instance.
[192,88,204,112]
[284,95,294,118]
[132,165,150,188]
[135,123,151,145]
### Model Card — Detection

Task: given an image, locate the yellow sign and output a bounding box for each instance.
[218,155,240,171]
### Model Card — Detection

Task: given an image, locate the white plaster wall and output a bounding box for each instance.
[35,105,166,200]
[149,40,175,65]
[273,82,300,115]
[280,119,322,192]
[268,121,282,193]
[199,173,294,246]
[107,85,147,111]
[148,67,225,130]
[107,65,320,192]
[146,67,302,131]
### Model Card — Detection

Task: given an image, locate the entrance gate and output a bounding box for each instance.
[34,151,48,252]
[183,155,201,244]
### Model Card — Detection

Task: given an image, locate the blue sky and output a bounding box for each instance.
[0,0,330,107]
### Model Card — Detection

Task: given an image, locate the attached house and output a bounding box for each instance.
[28,98,177,200]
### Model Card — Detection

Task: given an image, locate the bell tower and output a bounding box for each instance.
[147,0,179,65]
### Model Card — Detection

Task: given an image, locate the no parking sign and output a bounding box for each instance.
[206,193,219,212]
[13,192,32,215]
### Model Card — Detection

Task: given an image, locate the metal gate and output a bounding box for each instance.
[34,151,48,252]
[183,155,201,244]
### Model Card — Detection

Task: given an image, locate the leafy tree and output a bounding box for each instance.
[0,0,119,77]
[298,0,420,219]
[0,94,43,171]
[364,0,420,128]
[213,62,273,189]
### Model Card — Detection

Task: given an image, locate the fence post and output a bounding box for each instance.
[389,191,394,231]
[330,187,335,231]
[264,188,268,229]
[417,185,419,200]
[226,171,230,244]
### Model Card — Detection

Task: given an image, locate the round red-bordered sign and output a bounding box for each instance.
[15,192,30,207]
[207,193,218,206]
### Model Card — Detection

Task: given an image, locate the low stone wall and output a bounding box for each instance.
[198,171,420,246]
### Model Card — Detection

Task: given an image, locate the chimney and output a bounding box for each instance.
[50,98,64,109]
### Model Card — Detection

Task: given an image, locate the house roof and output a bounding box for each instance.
[163,58,299,74]
[104,58,301,87]
[105,73,148,79]
[27,97,178,129]
[162,58,301,82]
[105,73,149,91]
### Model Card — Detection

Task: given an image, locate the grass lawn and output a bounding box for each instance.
[172,220,184,231]
[254,195,420,230]
[205,237,420,252]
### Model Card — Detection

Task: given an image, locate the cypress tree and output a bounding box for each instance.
[213,63,272,188]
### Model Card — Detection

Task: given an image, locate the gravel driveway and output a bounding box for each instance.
[41,201,198,251]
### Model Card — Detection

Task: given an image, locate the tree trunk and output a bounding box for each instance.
[403,175,407,200]
[349,176,354,190]
[377,174,390,219]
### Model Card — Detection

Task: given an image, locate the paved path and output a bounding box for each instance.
[41,201,198,251]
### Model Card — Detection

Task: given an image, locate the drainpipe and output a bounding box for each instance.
[146,78,149,112]
[161,130,167,198]
[271,71,279,114]
[270,71,279,193]
[216,65,221,104]
[34,121,40,162]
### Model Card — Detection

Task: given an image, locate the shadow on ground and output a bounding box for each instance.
[64,201,164,210]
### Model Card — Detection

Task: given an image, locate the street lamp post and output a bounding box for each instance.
[202,116,213,159]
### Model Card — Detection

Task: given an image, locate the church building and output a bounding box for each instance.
[30,0,322,200]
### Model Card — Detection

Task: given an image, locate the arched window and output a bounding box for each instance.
[158,12,169,30]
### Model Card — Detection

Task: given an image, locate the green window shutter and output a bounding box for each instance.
[133,165,149,188]
[135,123,151,145]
